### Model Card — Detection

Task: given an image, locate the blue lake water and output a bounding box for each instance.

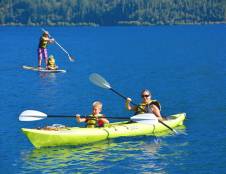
[0,25,226,173]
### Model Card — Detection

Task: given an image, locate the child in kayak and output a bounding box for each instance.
[76,101,109,128]
[126,89,164,121]
[38,31,54,69]
[47,55,58,70]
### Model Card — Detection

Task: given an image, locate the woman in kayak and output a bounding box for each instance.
[47,55,58,70]
[38,31,54,69]
[126,89,164,121]
[76,101,109,128]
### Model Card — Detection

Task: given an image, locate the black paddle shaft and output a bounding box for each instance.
[46,115,129,120]
[110,88,148,111]
[110,88,137,106]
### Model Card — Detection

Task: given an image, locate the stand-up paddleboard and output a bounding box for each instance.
[22,65,66,73]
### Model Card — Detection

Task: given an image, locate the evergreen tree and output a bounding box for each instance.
[0,0,225,26]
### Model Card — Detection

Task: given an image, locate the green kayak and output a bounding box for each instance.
[22,113,186,148]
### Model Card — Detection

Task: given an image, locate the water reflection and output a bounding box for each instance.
[36,72,59,102]
[20,139,159,173]
[20,126,187,173]
[142,125,187,137]
[38,72,57,82]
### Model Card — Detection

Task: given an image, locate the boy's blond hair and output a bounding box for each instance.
[92,101,102,108]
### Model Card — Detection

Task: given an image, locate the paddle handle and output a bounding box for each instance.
[110,88,137,106]
[110,88,158,116]
[54,40,69,56]
[47,115,129,120]
[110,88,127,100]
[158,120,177,133]
[48,115,75,118]
[110,88,145,110]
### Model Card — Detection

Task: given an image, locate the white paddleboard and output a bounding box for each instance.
[22,65,66,73]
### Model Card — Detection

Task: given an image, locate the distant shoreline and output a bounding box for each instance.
[1,21,225,27]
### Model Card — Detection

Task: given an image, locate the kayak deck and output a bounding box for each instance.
[22,113,186,148]
[22,65,66,73]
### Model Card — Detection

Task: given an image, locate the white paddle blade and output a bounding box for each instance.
[131,113,158,125]
[89,73,111,89]
[19,110,47,121]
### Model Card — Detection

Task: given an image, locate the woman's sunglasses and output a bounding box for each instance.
[142,94,150,98]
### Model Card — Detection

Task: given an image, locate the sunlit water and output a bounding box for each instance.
[0,25,226,173]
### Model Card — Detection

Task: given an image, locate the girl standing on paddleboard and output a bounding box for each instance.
[38,31,54,69]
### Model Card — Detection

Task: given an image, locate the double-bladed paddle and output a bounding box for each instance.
[89,73,178,134]
[41,28,75,62]
[19,110,158,125]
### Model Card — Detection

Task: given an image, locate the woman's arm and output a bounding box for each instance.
[126,98,137,111]
[151,105,163,121]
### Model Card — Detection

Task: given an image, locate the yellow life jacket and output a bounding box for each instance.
[39,36,48,48]
[86,114,104,128]
[136,100,161,114]
[47,57,57,69]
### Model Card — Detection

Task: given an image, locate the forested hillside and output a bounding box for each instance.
[0,0,225,26]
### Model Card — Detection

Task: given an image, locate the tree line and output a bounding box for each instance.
[0,0,225,26]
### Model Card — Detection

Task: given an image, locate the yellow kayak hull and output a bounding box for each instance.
[22,113,186,148]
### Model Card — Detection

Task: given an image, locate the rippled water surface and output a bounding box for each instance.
[0,25,225,173]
